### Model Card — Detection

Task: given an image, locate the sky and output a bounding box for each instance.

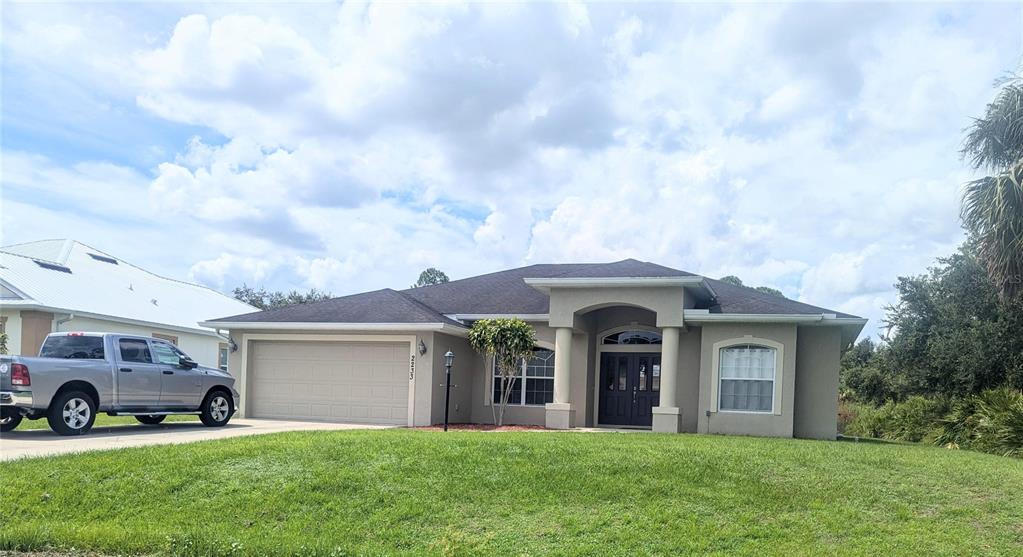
[1,2,1021,339]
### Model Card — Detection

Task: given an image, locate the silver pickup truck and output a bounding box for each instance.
[0,332,240,435]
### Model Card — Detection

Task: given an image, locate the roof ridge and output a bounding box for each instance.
[388,289,466,327]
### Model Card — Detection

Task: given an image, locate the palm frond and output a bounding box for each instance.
[962,80,1023,173]
[961,161,1023,299]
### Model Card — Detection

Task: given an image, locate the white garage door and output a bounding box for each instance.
[248,340,410,425]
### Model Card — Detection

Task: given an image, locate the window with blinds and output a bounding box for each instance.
[719,345,776,412]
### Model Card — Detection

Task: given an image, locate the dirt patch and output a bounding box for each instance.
[414,423,547,432]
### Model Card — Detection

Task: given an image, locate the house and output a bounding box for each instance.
[0,239,256,369]
[203,260,866,438]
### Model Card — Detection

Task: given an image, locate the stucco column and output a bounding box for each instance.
[545,326,575,429]
[652,326,683,433]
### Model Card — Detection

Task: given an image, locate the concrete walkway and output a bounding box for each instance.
[0,418,391,461]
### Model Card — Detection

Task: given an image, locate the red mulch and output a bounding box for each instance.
[414,423,547,432]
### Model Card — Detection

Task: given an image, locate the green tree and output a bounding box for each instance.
[961,76,1023,300]
[468,318,537,426]
[719,275,744,287]
[718,275,786,298]
[843,243,1023,404]
[232,285,333,311]
[411,268,449,288]
[755,286,785,298]
[0,332,8,355]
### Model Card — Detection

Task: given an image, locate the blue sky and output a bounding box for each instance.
[2,2,1021,338]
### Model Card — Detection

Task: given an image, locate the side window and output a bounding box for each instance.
[151,341,182,366]
[119,339,153,364]
[218,343,229,371]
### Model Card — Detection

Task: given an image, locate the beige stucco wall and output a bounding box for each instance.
[676,328,702,432]
[697,322,798,437]
[793,326,842,439]
[548,286,684,328]
[430,332,477,425]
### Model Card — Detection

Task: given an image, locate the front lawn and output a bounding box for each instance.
[1,430,1021,556]
[17,413,199,431]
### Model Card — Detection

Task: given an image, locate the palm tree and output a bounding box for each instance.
[961,77,1023,300]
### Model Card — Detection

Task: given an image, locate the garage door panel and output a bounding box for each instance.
[249,341,409,425]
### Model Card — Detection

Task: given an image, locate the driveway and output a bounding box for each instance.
[0,419,392,461]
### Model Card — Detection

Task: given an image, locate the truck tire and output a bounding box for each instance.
[1,408,22,432]
[200,390,233,427]
[47,390,97,436]
[135,415,166,425]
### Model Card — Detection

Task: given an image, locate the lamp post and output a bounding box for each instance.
[443,350,454,432]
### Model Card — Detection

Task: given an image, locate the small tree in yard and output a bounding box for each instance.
[468,318,536,426]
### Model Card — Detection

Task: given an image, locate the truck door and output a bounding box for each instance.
[114,337,162,408]
[151,340,203,408]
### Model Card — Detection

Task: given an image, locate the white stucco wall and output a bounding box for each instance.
[56,316,225,369]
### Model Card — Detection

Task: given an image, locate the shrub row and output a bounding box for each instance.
[839,388,1023,458]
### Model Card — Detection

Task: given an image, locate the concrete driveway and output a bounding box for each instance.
[0,419,392,461]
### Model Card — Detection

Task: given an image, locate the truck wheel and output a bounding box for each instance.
[135,415,166,425]
[1,408,22,432]
[47,390,97,436]
[200,390,233,427]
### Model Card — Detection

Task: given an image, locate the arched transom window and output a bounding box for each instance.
[718,344,776,413]
[601,330,662,345]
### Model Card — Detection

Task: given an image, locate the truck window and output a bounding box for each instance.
[40,336,105,359]
[151,341,182,366]
[119,339,153,363]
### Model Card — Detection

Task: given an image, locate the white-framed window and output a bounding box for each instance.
[218,343,229,371]
[492,348,555,406]
[718,344,776,413]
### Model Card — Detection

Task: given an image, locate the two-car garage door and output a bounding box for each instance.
[248,340,410,425]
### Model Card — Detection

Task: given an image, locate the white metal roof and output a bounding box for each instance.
[0,239,256,336]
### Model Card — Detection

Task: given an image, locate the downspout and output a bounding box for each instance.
[54,313,75,331]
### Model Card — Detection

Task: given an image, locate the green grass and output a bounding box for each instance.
[2,430,1022,556]
[18,413,199,431]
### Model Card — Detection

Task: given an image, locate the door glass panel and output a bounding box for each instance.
[151,342,180,366]
[617,357,628,391]
[638,359,647,391]
[652,364,661,392]
[119,339,152,363]
[606,361,615,390]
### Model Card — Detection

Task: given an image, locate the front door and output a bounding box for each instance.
[599,353,661,427]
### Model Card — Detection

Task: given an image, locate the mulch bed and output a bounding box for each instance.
[413,423,547,432]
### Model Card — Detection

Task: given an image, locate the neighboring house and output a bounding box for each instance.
[0,239,256,370]
[204,260,866,439]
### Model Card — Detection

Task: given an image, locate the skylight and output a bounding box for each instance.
[34,260,72,273]
[88,253,118,264]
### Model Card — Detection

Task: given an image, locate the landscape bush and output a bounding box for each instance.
[842,388,1023,458]
[841,396,947,443]
[934,388,1023,458]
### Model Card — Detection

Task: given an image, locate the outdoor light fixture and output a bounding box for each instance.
[443,350,455,432]
[418,338,427,355]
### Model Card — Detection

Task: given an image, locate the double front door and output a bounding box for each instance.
[599,353,661,427]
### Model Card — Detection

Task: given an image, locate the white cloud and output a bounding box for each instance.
[3,1,1019,339]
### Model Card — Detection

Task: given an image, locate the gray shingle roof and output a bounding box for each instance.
[208,259,859,325]
[704,278,857,318]
[210,288,465,326]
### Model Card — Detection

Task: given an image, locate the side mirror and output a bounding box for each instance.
[179,356,198,369]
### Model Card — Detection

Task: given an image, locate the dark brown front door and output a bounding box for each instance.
[598,353,661,427]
